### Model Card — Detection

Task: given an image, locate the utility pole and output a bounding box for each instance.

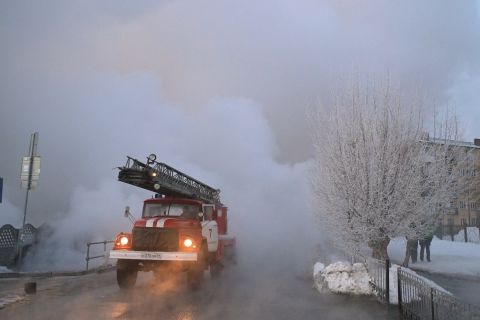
[17,132,40,270]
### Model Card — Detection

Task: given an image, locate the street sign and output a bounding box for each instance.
[20,131,40,191]
[20,156,41,185]
[21,180,38,190]
[17,132,39,270]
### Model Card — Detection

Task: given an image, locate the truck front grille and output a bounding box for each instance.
[132,227,179,252]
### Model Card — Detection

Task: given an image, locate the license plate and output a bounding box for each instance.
[140,252,162,259]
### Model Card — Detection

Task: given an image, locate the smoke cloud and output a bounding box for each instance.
[1,1,479,271]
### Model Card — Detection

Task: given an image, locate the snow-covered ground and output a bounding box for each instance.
[388,236,480,277]
[313,237,480,304]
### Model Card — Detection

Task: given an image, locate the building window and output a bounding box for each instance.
[471,169,477,177]
[448,218,454,225]
[459,201,466,209]
[472,218,477,226]
[460,169,466,177]
[460,218,467,225]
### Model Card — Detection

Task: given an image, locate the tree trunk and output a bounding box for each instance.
[402,240,411,268]
[369,238,390,261]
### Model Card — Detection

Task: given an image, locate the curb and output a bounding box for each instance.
[0,266,116,279]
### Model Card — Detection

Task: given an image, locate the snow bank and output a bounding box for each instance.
[313,261,372,295]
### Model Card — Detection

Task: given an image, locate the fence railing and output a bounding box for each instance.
[435,223,480,244]
[85,240,114,271]
[0,223,41,269]
[397,268,433,320]
[397,267,480,320]
[432,287,480,320]
[336,245,480,319]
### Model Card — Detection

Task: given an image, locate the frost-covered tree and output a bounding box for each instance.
[308,74,463,261]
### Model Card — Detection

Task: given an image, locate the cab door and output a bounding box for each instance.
[201,204,218,252]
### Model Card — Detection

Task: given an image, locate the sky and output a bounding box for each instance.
[1,1,480,270]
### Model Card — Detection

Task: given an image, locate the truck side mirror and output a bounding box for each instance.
[124,206,130,218]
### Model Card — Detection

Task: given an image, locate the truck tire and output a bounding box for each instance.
[117,259,138,290]
[209,261,222,278]
[187,244,206,291]
[223,244,237,265]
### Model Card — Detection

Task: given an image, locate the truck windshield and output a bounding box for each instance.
[143,203,199,219]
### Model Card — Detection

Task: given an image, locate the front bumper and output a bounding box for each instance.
[110,250,197,261]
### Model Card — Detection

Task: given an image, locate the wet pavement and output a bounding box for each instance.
[0,264,396,320]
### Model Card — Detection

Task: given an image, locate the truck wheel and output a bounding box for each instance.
[117,259,138,290]
[210,261,222,278]
[223,245,237,265]
[187,244,206,291]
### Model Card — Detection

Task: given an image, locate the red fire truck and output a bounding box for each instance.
[110,154,236,290]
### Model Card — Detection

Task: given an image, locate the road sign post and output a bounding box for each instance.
[17,132,40,270]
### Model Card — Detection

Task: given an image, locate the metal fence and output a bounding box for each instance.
[397,267,480,320]
[397,268,434,320]
[0,223,39,269]
[85,240,114,271]
[432,287,480,320]
[337,245,480,319]
[436,223,480,244]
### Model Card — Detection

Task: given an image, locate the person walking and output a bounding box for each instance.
[419,229,434,262]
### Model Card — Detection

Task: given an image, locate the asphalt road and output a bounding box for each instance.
[0,263,396,320]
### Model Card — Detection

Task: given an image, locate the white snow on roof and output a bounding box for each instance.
[420,138,480,149]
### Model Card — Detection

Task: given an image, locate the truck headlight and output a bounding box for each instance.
[113,233,132,249]
[183,238,196,248]
[120,236,129,245]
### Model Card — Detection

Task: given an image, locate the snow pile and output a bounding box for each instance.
[313,261,372,295]
[314,261,452,305]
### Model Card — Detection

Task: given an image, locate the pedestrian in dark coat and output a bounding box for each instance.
[419,229,434,262]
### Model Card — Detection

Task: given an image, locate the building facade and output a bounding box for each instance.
[442,138,480,227]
